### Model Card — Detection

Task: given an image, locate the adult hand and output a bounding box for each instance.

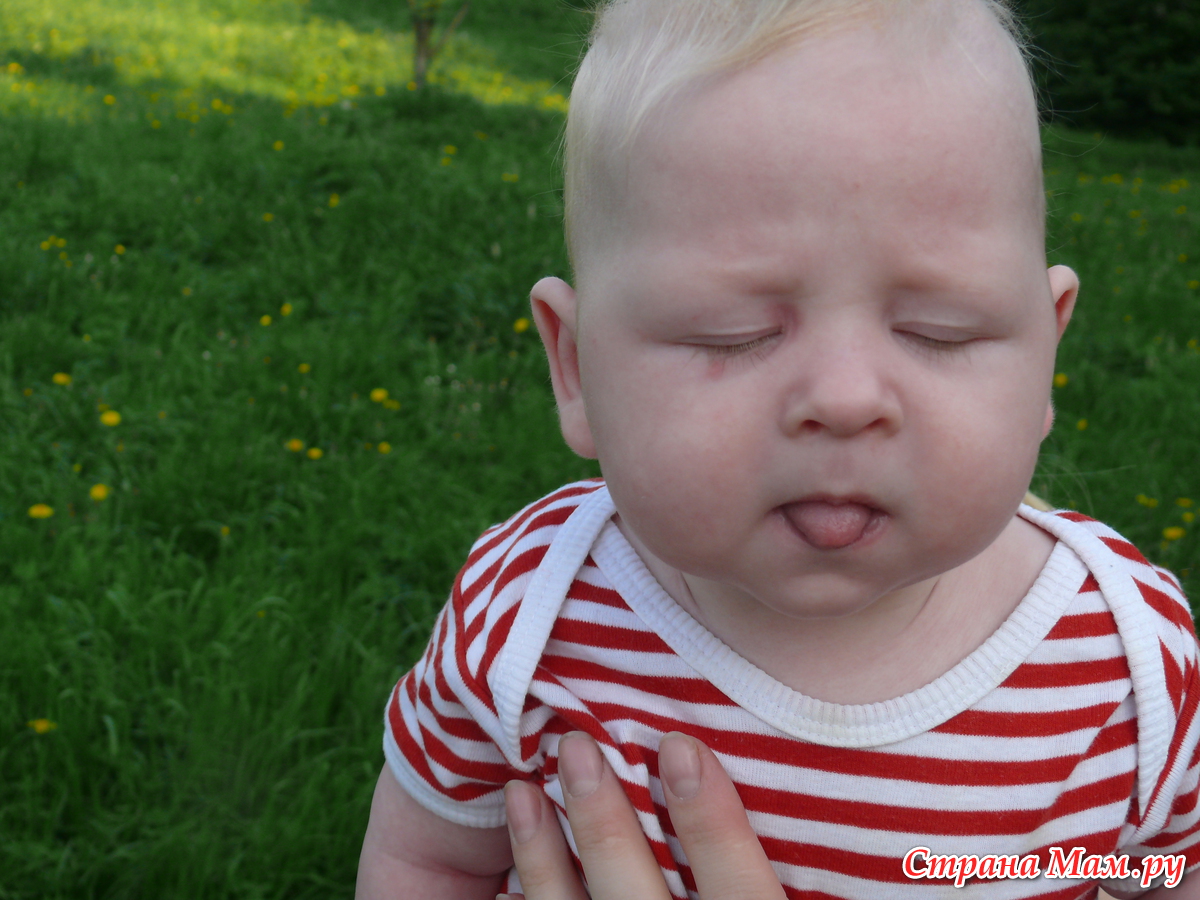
[500,731,786,900]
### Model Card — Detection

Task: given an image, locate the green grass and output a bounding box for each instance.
[0,2,1197,897]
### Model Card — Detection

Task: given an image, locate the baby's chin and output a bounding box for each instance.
[680,559,944,624]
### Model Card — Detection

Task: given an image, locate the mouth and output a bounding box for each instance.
[778,496,888,550]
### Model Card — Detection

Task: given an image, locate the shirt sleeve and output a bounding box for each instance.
[380,489,575,827]
[382,559,524,829]
[1105,572,1200,893]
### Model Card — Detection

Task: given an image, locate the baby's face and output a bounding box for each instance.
[535,16,1077,624]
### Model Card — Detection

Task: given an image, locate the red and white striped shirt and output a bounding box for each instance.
[386,480,1200,899]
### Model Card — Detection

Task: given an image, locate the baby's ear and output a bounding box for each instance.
[1047,265,1079,341]
[1042,265,1080,439]
[530,277,597,459]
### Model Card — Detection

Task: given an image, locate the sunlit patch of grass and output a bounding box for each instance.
[0,0,568,121]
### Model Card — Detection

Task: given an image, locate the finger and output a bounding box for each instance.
[504,780,589,900]
[659,732,786,900]
[558,732,674,900]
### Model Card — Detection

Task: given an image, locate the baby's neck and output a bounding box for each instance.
[615,514,1055,705]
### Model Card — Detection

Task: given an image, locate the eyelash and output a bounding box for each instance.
[703,334,776,358]
[902,332,973,357]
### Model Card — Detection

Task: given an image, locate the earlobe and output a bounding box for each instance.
[1047,265,1079,340]
[530,277,597,459]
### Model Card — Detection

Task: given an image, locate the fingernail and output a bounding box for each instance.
[559,732,603,799]
[660,733,701,800]
[505,781,541,845]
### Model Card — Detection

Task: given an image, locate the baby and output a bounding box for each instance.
[356,1,1200,898]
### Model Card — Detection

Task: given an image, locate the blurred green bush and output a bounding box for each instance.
[1017,0,1200,145]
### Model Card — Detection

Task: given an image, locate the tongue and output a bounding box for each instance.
[783,501,873,549]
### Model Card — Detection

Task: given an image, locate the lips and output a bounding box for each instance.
[780,498,885,549]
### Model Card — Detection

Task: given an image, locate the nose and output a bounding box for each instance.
[779,333,901,439]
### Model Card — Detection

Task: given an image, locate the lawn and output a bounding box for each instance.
[0,1,1196,897]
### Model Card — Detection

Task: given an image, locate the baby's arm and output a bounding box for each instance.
[356,764,514,900]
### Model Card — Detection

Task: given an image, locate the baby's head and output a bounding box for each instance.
[532,0,1080,621]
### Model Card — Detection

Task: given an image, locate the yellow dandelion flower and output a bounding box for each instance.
[370,388,388,403]
[182,287,192,296]
[1163,527,1186,541]
[1137,494,1160,508]
[1189,281,1200,290]
[27,719,57,734]
[1069,212,1083,223]
[273,140,284,151]
[23,387,32,396]
[72,463,81,473]
[100,410,121,426]
[1184,512,1196,524]
[513,317,531,334]
[263,213,274,222]
[1177,498,1194,508]
[286,438,304,452]
[89,483,109,502]
[306,447,323,460]
[1076,419,1088,431]
[440,157,452,166]
[257,609,266,618]
[1053,373,1068,388]
[157,410,167,419]
[1177,206,1188,215]
[298,363,311,374]
[444,145,457,155]
[115,244,125,255]
[475,131,488,141]
[52,372,72,386]
[260,314,272,326]
[378,441,392,454]
[328,194,339,208]
[28,504,54,519]
[220,525,231,537]
[1180,254,1189,264]
[501,173,519,183]
[55,238,66,248]
[407,81,417,91]
[40,240,51,250]
[383,399,401,410]
[281,302,293,316]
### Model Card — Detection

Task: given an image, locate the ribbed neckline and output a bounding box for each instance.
[590,510,1089,747]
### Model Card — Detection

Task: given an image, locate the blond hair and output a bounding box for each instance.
[563,0,1036,273]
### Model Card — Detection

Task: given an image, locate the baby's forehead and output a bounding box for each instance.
[568,1,1043,279]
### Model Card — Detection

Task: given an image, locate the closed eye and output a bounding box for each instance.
[700,333,778,358]
[898,330,978,357]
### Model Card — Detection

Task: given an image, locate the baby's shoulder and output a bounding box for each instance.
[451,479,608,611]
[1021,505,1193,649]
